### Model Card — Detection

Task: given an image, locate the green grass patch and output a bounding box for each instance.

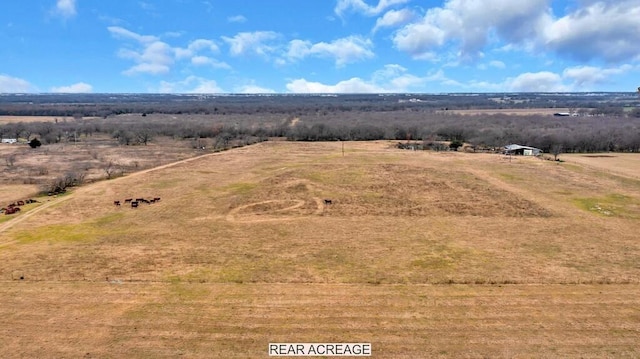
[168,281,211,301]
[149,178,181,189]
[573,194,639,218]
[498,172,521,181]
[15,223,105,244]
[521,241,562,258]
[223,182,257,194]
[410,244,469,270]
[91,212,125,226]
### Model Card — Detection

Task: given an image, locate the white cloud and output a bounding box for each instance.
[335,0,410,17]
[108,26,158,43]
[393,0,550,60]
[477,60,506,70]
[235,84,276,94]
[489,60,506,69]
[222,31,280,57]
[285,36,374,67]
[287,78,384,93]
[191,56,231,69]
[50,82,93,93]
[0,74,35,93]
[228,15,247,23]
[54,0,77,19]
[175,39,220,59]
[373,9,416,32]
[543,1,640,62]
[123,63,170,76]
[158,76,224,93]
[392,0,640,63]
[563,64,633,88]
[286,64,446,93]
[506,71,567,92]
[116,40,174,75]
[109,27,226,76]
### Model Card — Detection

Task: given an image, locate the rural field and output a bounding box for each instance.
[438,108,575,116]
[1,141,640,358]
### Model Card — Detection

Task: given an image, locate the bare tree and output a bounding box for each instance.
[551,144,563,161]
[5,153,17,168]
[102,160,120,179]
[135,128,154,145]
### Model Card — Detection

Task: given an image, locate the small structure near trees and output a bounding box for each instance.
[503,144,542,156]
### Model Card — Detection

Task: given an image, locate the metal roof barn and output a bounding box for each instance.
[504,144,542,156]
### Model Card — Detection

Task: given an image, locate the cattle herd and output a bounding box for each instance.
[1,199,39,215]
[114,197,161,208]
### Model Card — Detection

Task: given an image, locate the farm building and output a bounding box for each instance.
[504,144,542,156]
[1,138,18,144]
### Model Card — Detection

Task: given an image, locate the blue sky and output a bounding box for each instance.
[1,0,639,93]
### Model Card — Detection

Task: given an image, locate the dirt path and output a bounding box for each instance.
[226,197,325,223]
[0,144,265,239]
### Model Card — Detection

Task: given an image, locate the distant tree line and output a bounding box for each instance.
[1,93,639,117]
[2,109,640,153]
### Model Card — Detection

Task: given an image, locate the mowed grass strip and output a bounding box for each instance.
[0,282,638,358]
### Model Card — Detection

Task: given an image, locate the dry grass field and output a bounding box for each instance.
[440,108,574,116]
[0,115,100,124]
[1,141,639,358]
[562,153,640,180]
[0,134,202,205]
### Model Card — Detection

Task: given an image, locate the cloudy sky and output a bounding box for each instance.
[1,0,639,93]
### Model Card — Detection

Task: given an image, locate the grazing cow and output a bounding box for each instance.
[149,199,156,204]
[153,197,161,202]
[135,198,144,202]
[124,198,133,203]
[323,199,333,205]
[131,201,139,208]
[114,201,121,206]
[17,200,25,206]
[5,207,20,215]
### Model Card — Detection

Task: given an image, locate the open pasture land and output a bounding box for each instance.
[0,115,99,124]
[0,134,201,205]
[440,108,575,116]
[562,153,640,180]
[1,141,640,358]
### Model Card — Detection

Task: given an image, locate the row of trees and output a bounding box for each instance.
[2,111,640,153]
[1,93,639,117]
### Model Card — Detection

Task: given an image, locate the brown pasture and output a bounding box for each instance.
[562,153,640,180]
[440,108,576,116]
[1,141,639,358]
[0,116,100,124]
[0,134,201,205]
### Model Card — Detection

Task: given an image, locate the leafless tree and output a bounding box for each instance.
[5,153,17,168]
[551,144,563,161]
[102,160,120,179]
